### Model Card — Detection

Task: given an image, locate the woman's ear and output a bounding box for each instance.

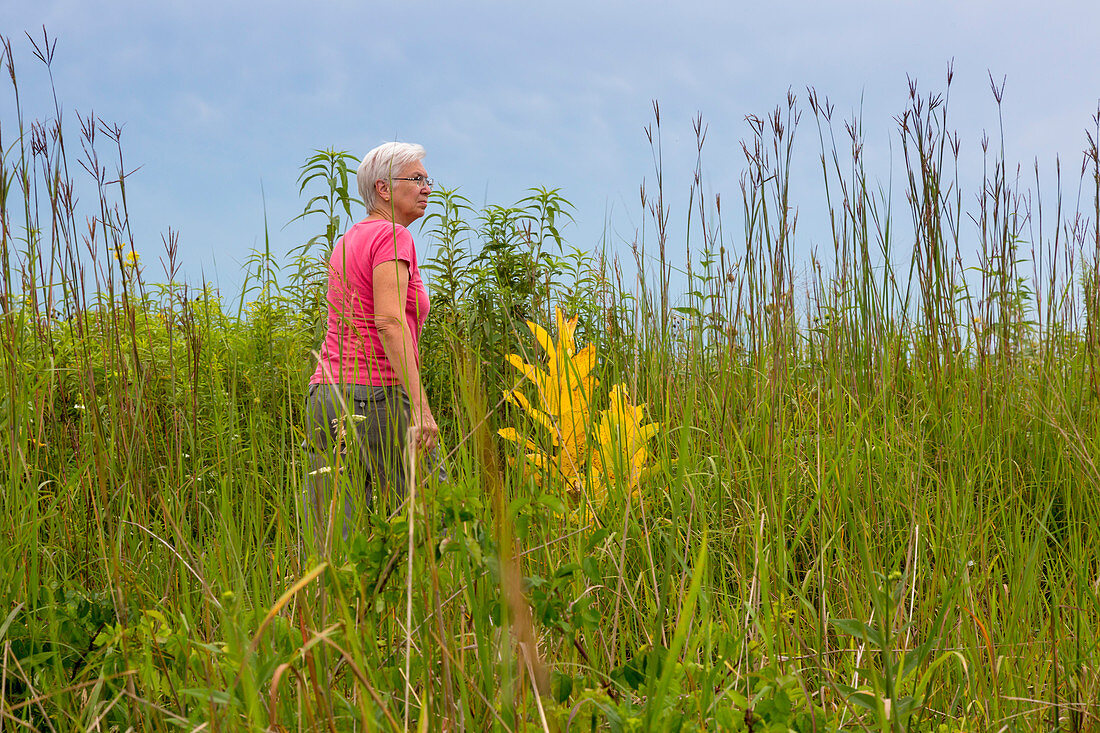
[375,178,390,202]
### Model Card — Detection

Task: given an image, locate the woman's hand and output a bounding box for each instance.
[410,404,439,454]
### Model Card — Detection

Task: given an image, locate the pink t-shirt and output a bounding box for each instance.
[311,219,430,386]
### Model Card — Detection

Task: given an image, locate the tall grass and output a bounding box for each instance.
[3,32,1100,731]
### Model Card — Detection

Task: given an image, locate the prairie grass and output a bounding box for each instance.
[3,34,1100,731]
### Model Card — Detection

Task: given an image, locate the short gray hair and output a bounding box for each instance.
[357,142,426,213]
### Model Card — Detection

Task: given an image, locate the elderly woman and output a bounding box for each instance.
[304,141,438,547]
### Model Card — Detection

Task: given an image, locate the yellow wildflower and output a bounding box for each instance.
[114,247,140,270]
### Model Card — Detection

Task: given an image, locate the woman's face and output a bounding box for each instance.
[380,160,431,226]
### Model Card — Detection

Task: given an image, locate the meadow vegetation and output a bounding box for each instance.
[3,34,1100,731]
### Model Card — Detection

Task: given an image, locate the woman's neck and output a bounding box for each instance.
[367,209,411,227]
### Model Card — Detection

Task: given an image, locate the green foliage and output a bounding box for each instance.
[291,148,362,254]
[284,148,363,345]
[830,570,960,732]
[5,35,1100,730]
[420,184,600,440]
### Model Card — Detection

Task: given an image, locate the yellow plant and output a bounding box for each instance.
[114,246,140,270]
[586,384,661,505]
[498,308,660,508]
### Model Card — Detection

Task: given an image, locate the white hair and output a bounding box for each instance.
[357,142,426,214]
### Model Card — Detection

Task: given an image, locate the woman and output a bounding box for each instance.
[303,141,439,548]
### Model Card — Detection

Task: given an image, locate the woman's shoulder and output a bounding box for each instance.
[351,218,413,240]
[363,219,416,253]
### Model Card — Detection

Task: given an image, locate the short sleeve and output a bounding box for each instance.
[369,223,416,270]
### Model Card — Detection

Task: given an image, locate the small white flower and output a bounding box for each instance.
[308,465,335,476]
[348,414,367,424]
[73,403,86,411]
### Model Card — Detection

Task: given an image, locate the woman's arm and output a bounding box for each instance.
[373,258,438,453]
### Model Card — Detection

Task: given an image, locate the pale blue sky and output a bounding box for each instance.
[6,0,1100,300]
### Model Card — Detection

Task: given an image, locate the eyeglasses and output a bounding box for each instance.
[392,175,434,189]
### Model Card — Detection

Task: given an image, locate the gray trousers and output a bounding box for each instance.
[302,383,412,552]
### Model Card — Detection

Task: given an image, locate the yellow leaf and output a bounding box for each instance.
[555,307,577,355]
[497,427,540,453]
[504,390,557,443]
[527,320,557,368]
[525,450,560,478]
[505,354,550,393]
[638,422,661,443]
[570,344,597,379]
